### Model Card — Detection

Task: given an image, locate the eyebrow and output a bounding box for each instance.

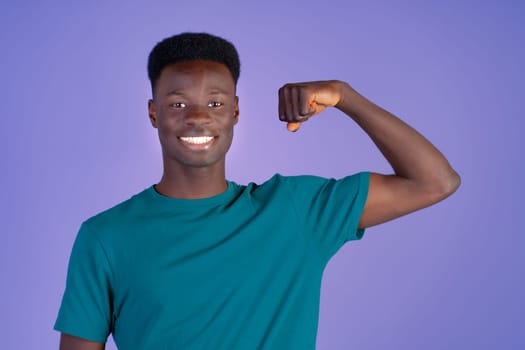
[165,89,230,97]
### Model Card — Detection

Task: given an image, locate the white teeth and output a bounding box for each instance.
[180,136,214,144]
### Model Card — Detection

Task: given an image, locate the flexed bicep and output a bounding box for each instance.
[358,173,455,229]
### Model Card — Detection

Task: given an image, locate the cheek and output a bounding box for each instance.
[157,111,181,130]
[156,119,179,146]
[156,128,170,149]
[220,123,235,148]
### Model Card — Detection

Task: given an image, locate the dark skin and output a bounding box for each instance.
[59,61,460,349]
[149,60,240,199]
[278,80,460,227]
[59,334,105,350]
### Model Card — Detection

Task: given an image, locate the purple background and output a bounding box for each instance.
[2,1,524,349]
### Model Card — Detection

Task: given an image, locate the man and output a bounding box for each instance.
[55,32,460,349]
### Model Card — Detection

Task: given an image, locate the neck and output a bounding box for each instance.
[155,160,228,200]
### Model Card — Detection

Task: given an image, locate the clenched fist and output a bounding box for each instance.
[278,80,346,132]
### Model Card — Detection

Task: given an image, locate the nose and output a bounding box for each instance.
[183,105,212,126]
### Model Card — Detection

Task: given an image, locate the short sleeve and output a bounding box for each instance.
[284,172,370,264]
[54,222,114,343]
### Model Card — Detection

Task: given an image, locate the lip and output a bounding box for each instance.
[177,136,217,151]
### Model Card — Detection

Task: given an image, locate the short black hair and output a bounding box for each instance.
[147,32,241,94]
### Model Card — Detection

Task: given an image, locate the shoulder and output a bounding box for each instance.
[81,186,151,237]
[254,172,368,190]
[237,172,369,205]
[241,173,328,194]
[251,173,331,187]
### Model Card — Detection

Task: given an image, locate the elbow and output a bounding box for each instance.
[431,168,461,202]
[444,168,461,196]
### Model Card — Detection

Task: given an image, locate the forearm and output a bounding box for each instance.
[335,81,460,195]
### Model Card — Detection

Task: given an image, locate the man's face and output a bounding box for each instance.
[148,60,239,170]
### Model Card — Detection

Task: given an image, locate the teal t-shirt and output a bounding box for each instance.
[54,172,370,349]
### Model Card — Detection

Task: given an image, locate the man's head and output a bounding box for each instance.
[147,32,240,96]
[147,33,241,172]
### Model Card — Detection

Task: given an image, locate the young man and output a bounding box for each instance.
[55,32,460,349]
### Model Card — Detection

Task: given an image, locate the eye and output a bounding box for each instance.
[171,102,187,108]
[208,101,223,108]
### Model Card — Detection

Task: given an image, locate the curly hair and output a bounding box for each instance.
[147,32,241,93]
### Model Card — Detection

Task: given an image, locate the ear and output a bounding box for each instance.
[148,99,158,128]
[233,96,239,125]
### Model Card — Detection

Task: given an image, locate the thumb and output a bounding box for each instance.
[287,122,301,132]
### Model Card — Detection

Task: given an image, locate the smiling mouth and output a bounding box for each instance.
[179,136,215,145]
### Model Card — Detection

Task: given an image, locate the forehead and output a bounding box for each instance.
[156,60,234,92]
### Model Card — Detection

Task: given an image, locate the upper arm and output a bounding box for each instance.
[54,223,113,343]
[59,333,105,350]
[358,172,458,229]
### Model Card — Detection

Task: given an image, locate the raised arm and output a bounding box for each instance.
[278,80,460,228]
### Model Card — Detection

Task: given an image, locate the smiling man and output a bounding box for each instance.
[149,59,239,199]
[54,32,460,350]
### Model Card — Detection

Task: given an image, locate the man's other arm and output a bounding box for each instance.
[59,333,105,350]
